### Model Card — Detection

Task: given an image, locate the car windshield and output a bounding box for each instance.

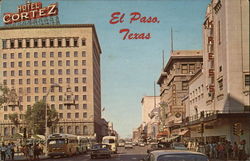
[93,144,109,149]
[48,139,66,145]
[103,139,115,144]
[157,154,208,161]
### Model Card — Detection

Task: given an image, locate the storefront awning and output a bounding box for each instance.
[157,131,169,138]
[178,130,189,136]
[166,135,179,141]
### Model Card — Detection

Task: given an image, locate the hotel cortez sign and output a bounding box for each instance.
[3,2,58,25]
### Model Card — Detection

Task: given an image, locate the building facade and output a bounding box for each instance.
[157,50,203,137]
[183,0,250,153]
[0,24,103,140]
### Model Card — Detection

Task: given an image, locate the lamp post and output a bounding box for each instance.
[44,83,61,156]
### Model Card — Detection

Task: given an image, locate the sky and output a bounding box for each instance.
[1,0,210,138]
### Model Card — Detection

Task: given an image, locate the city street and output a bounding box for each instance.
[45,146,147,161]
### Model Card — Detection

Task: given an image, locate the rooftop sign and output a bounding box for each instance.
[3,2,58,25]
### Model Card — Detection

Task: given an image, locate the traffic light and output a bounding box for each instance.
[233,123,241,136]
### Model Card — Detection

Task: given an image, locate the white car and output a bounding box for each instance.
[140,150,209,161]
[124,142,133,149]
[139,142,145,147]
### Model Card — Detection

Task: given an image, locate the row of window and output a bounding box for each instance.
[18,95,87,102]
[190,84,204,99]
[3,77,87,85]
[181,64,196,74]
[2,37,86,49]
[3,69,87,77]
[2,51,86,59]
[2,60,86,68]
[2,125,89,136]
[190,94,204,105]
[3,103,88,112]
[58,112,88,119]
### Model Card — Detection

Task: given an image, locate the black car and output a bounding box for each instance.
[90,144,112,159]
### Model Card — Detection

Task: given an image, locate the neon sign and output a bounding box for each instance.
[3,2,58,25]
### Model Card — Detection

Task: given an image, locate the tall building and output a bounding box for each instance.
[183,0,250,153]
[157,50,203,137]
[0,24,102,140]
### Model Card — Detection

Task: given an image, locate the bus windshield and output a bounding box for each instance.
[103,139,115,144]
[48,139,67,145]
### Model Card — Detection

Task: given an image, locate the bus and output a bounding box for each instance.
[77,136,88,154]
[47,133,78,157]
[102,136,118,153]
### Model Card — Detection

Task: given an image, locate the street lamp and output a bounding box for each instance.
[44,83,61,155]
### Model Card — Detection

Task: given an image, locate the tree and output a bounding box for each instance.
[25,100,59,135]
[9,113,19,127]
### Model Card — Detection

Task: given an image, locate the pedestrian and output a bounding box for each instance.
[205,142,210,157]
[238,140,246,161]
[28,144,34,161]
[6,143,12,160]
[233,142,239,159]
[0,143,7,161]
[11,142,15,160]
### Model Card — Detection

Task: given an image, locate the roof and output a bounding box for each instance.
[151,150,207,158]
[157,50,202,85]
[0,24,102,54]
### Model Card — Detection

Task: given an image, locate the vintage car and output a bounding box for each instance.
[90,144,112,159]
[141,150,209,161]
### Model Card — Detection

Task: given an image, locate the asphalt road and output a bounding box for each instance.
[45,146,147,161]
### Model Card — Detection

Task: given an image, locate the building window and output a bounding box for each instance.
[218,79,223,90]
[66,51,70,57]
[66,39,70,47]
[82,51,86,57]
[42,78,46,84]
[59,113,63,119]
[67,113,71,119]
[75,86,79,92]
[219,66,222,72]
[3,71,7,77]
[26,79,30,84]
[82,77,86,83]
[2,40,7,49]
[182,81,188,90]
[34,61,38,67]
[189,64,195,74]
[18,62,22,67]
[58,52,62,57]
[59,126,64,133]
[75,95,79,101]
[83,95,87,100]
[75,113,79,118]
[83,112,87,118]
[42,70,46,75]
[10,40,14,48]
[83,104,87,109]
[245,75,250,86]
[26,39,30,48]
[66,60,70,66]
[35,96,39,101]
[59,95,63,101]
[35,87,39,93]
[58,60,62,66]
[34,52,38,58]
[11,53,14,59]
[58,39,62,47]
[27,96,31,102]
[75,126,80,135]
[50,78,55,84]
[50,61,54,66]
[50,69,54,75]
[34,70,38,75]
[4,114,8,120]
[3,62,7,68]
[83,126,88,135]
[27,87,31,93]
[58,78,63,83]
[18,39,22,48]
[58,69,62,75]
[43,87,47,93]
[11,62,15,68]
[82,86,86,92]
[66,78,70,83]
[18,53,22,58]
[3,53,7,59]
[34,39,38,48]
[67,126,72,134]
[11,79,15,85]
[82,69,86,74]
[26,52,30,58]
[19,79,23,85]
[82,39,86,46]
[42,52,46,58]
[51,96,55,102]
[74,39,78,47]
[11,70,15,76]
[4,106,8,111]
[74,69,78,75]
[59,104,63,110]
[18,70,22,76]
[42,39,46,47]
[74,78,78,83]
[66,69,70,75]
[26,61,30,67]
[218,21,221,44]
[42,61,46,66]
[181,64,188,74]
[50,52,54,57]
[82,60,86,66]
[50,39,54,47]
[3,80,7,85]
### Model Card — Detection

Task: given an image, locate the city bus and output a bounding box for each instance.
[77,136,88,154]
[47,133,78,157]
[102,136,118,153]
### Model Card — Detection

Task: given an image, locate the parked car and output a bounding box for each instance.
[90,144,112,159]
[118,142,125,147]
[147,142,170,153]
[170,142,188,150]
[141,150,209,161]
[139,142,145,147]
[124,142,133,149]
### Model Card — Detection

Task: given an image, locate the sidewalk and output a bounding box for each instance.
[10,154,48,161]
